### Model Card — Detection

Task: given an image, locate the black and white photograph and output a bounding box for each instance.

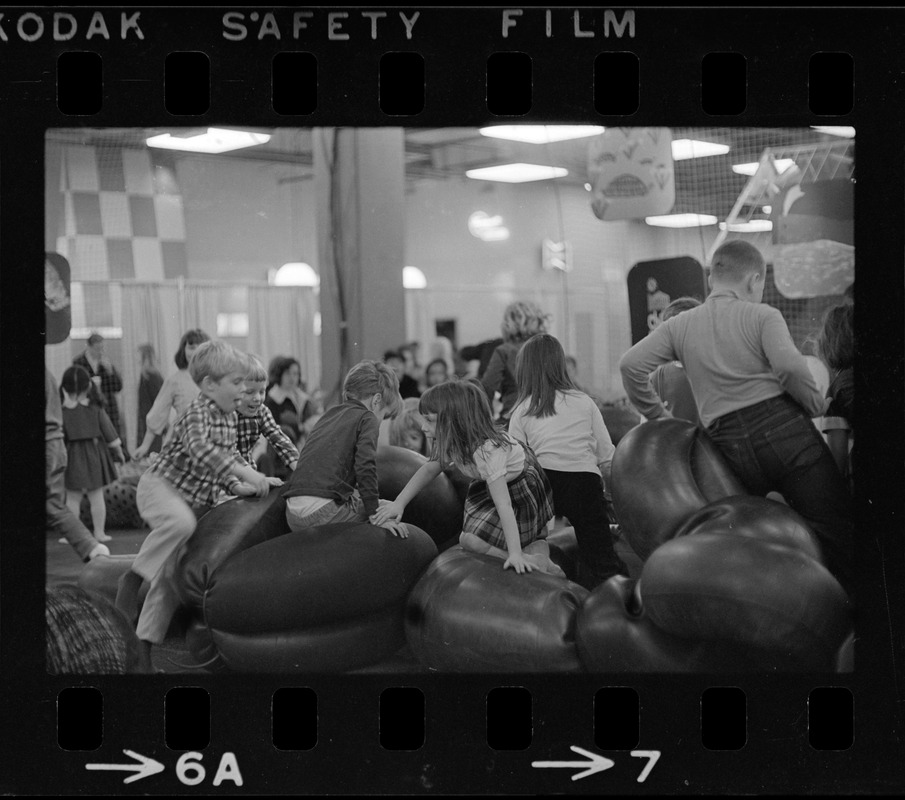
[1,4,903,796]
[42,124,857,677]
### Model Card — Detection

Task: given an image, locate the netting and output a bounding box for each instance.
[669,126,855,349]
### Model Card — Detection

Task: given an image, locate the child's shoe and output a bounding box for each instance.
[58,537,68,544]
[94,532,112,542]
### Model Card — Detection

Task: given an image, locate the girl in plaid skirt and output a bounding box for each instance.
[372,381,562,576]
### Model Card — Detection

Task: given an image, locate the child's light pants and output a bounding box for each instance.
[134,472,202,644]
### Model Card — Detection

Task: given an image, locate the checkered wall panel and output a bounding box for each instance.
[56,144,188,283]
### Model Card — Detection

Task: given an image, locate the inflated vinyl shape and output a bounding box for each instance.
[376,445,465,550]
[672,494,822,562]
[405,546,588,672]
[178,488,438,672]
[575,576,810,673]
[640,531,852,670]
[610,419,745,561]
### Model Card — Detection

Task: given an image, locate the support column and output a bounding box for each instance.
[313,128,407,402]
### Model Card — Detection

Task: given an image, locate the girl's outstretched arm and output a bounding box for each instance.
[487,476,534,574]
[371,459,443,525]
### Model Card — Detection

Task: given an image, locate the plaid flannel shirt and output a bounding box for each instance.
[222,406,299,493]
[148,395,239,508]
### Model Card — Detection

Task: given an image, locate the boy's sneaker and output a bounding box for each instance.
[86,543,110,561]
[58,537,68,544]
[94,532,112,542]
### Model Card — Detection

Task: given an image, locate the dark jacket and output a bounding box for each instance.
[73,353,123,433]
[481,340,524,420]
[282,399,381,516]
[398,374,421,399]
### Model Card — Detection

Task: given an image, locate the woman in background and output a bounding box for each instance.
[136,343,164,455]
[133,328,210,460]
[481,301,550,425]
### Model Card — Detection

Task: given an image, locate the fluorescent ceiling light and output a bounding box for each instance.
[479,125,605,143]
[466,163,569,183]
[403,266,427,289]
[146,128,271,154]
[719,220,773,233]
[645,213,718,228]
[811,126,855,138]
[670,139,730,160]
[732,159,796,176]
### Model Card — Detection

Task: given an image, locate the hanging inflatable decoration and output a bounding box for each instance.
[770,177,854,298]
[587,127,675,221]
[45,252,72,345]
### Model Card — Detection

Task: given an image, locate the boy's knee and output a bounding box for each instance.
[169,506,197,540]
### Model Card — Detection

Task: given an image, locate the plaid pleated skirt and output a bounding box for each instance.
[462,445,555,551]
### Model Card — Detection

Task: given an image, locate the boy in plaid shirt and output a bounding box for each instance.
[115,340,271,672]
[222,354,300,498]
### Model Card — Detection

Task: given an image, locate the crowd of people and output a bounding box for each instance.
[46,240,855,672]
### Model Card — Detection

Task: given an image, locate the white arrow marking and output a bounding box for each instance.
[85,749,165,784]
[532,745,615,781]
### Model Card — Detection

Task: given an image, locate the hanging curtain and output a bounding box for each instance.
[247,286,320,392]
[179,282,220,340]
[119,283,182,451]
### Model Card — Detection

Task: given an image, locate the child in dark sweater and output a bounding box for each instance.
[283,360,406,536]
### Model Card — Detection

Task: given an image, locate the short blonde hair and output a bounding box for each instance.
[343,359,403,418]
[388,397,427,452]
[501,301,550,343]
[709,240,765,284]
[189,340,245,384]
[243,353,268,383]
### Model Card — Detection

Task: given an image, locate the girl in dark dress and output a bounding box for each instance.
[60,366,125,544]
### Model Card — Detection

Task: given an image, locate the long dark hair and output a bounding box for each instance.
[514,333,578,418]
[419,381,509,466]
[816,302,854,373]
[175,328,210,369]
[60,365,92,398]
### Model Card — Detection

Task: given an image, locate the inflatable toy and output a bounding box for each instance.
[672,495,822,561]
[376,445,464,550]
[576,493,853,673]
[79,478,145,530]
[576,576,807,672]
[599,403,641,446]
[178,488,438,672]
[611,419,745,560]
[640,531,852,669]
[405,546,588,672]
[545,524,580,583]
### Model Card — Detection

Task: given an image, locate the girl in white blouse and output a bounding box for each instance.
[509,334,627,588]
[133,329,210,460]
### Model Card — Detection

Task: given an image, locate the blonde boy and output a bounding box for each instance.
[619,240,854,597]
[222,354,300,498]
[115,340,271,672]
